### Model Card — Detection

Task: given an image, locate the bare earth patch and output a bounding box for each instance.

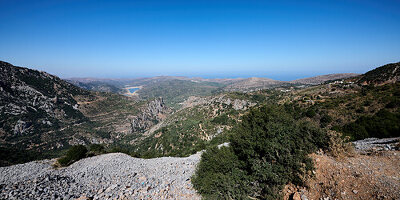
[284,150,400,200]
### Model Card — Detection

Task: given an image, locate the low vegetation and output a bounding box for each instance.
[338,109,400,140]
[57,145,88,167]
[192,105,329,199]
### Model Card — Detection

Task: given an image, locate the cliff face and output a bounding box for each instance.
[131,97,170,133]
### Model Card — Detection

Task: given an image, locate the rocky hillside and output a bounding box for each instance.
[357,62,400,85]
[130,97,171,133]
[129,93,260,158]
[0,61,93,164]
[0,61,89,135]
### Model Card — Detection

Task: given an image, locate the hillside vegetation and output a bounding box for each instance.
[192,105,329,199]
[357,62,400,85]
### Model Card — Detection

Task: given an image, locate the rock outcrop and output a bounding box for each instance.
[182,95,256,111]
[131,97,170,133]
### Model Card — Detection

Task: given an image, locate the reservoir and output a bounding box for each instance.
[128,88,139,93]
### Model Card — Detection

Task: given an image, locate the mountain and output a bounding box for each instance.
[290,73,359,85]
[0,61,99,162]
[0,61,95,165]
[0,61,89,138]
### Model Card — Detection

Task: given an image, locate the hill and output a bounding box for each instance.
[290,73,359,85]
[222,77,285,92]
[66,79,125,94]
[0,61,91,159]
[357,62,400,85]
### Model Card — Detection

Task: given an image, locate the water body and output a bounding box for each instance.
[128,88,139,93]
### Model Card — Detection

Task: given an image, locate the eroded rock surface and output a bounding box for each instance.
[131,97,170,133]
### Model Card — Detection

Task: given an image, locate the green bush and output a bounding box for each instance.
[192,146,249,199]
[192,105,329,199]
[57,145,88,166]
[89,144,105,154]
[211,114,230,125]
[305,109,316,118]
[340,109,400,140]
[320,114,333,127]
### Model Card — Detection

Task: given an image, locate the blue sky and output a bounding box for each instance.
[0,0,399,80]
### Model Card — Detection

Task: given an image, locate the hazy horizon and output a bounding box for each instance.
[64,70,362,82]
[0,59,387,81]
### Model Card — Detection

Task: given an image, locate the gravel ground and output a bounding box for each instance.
[352,137,400,153]
[0,152,202,200]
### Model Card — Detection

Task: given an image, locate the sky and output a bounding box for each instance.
[0,0,400,80]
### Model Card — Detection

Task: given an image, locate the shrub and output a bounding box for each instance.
[211,114,230,125]
[320,114,333,127]
[57,145,88,166]
[89,144,105,154]
[305,109,316,118]
[192,146,249,199]
[340,109,400,140]
[327,131,355,158]
[193,105,329,199]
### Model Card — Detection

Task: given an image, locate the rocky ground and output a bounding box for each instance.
[0,152,201,200]
[284,138,400,200]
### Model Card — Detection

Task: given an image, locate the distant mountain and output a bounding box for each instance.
[357,62,400,85]
[67,73,364,96]
[66,79,125,93]
[223,77,284,92]
[290,73,359,85]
